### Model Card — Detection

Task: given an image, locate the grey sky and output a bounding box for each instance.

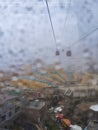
[0,0,98,72]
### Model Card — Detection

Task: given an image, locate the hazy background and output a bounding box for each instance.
[0,0,98,72]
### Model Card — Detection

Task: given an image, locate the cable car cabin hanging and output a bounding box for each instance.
[56,50,60,56]
[66,50,72,56]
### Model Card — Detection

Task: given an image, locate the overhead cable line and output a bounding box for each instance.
[59,0,72,57]
[44,0,62,58]
[60,27,98,63]
[44,0,97,64]
[45,0,57,44]
[70,26,98,47]
[64,0,71,31]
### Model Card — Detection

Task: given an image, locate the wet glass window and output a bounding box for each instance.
[0,1,97,129]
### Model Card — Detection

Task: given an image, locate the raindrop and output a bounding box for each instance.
[0,55,2,58]
[59,2,65,9]
[3,5,8,9]
[14,9,19,14]
[83,48,89,53]
[25,7,33,12]
[40,9,45,14]
[9,50,13,55]
[20,29,25,33]
[86,8,91,13]
[84,0,89,5]
[8,50,16,57]
[0,31,4,37]
[10,65,16,68]
[62,49,64,52]
[19,49,24,54]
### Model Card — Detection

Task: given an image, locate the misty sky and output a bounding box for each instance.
[0,0,98,72]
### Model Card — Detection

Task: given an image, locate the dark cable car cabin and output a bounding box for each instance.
[66,50,72,56]
[56,50,60,56]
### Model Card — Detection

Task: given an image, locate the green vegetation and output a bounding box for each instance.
[44,120,59,130]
